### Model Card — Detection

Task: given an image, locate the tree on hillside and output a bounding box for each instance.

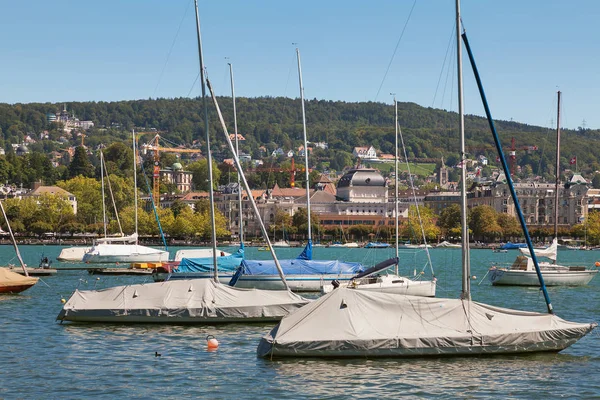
[68,146,94,178]
[103,142,133,178]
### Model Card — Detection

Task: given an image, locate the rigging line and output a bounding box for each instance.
[440,39,456,112]
[102,152,123,236]
[374,0,418,101]
[187,72,201,97]
[152,0,192,98]
[280,50,298,127]
[398,121,435,276]
[431,22,456,108]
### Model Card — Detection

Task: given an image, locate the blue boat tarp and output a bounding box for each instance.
[177,252,244,273]
[500,242,527,250]
[238,258,364,276]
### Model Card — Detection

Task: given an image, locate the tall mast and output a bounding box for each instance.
[553,90,561,250]
[394,96,399,274]
[194,0,218,282]
[132,129,138,245]
[456,0,470,300]
[100,150,107,238]
[229,63,244,247]
[296,48,312,244]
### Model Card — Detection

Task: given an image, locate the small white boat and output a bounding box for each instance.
[57,246,92,262]
[343,242,359,248]
[271,240,291,248]
[489,239,598,286]
[321,258,436,297]
[82,234,169,264]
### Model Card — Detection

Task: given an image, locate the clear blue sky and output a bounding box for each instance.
[1,0,598,129]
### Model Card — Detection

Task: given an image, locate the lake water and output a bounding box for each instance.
[1,245,599,399]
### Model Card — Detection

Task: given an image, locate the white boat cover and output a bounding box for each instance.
[519,238,558,261]
[0,268,38,292]
[257,288,596,358]
[57,278,309,323]
[57,247,91,261]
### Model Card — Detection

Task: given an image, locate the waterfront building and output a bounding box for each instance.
[160,163,193,193]
[467,173,588,229]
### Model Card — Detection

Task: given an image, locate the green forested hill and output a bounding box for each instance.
[1,97,599,180]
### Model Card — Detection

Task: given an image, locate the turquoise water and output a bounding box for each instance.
[1,245,599,399]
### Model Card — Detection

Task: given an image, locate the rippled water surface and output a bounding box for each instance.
[1,245,599,399]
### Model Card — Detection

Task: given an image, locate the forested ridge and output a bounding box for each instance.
[1,97,599,180]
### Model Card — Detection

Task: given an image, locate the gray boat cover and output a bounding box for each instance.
[57,279,309,323]
[257,288,596,358]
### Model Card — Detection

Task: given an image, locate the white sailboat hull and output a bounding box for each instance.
[489,268,597,286]
[173,249,231,261]
[57,247,92,262]
[322,275,436,297]
[82,244,169,264]
[234,274,358,292]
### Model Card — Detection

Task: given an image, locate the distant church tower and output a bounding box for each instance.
[439,157,449,188]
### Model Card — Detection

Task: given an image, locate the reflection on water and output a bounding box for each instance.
[0,245,599,398]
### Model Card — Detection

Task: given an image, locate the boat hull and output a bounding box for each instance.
[323,278,436,297]
[258,334,590,358]
[0,283,37,294]
[12,267,57,276]
[234,274,357,292]
[489,268,598,286]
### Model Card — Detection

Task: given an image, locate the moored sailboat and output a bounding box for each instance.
[489,92,598,286]
[256,1,596,358]
[82,134,169,264]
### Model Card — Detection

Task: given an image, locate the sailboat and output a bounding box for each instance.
[82,134,169,264]
[227,48,365,292]
[57,0,308,323]
[321,97,437,297]
[488,91,598,286]
[0,200,38,293]
[256,0,596,357]
[58,149,114,262]
[272,222,291,247]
